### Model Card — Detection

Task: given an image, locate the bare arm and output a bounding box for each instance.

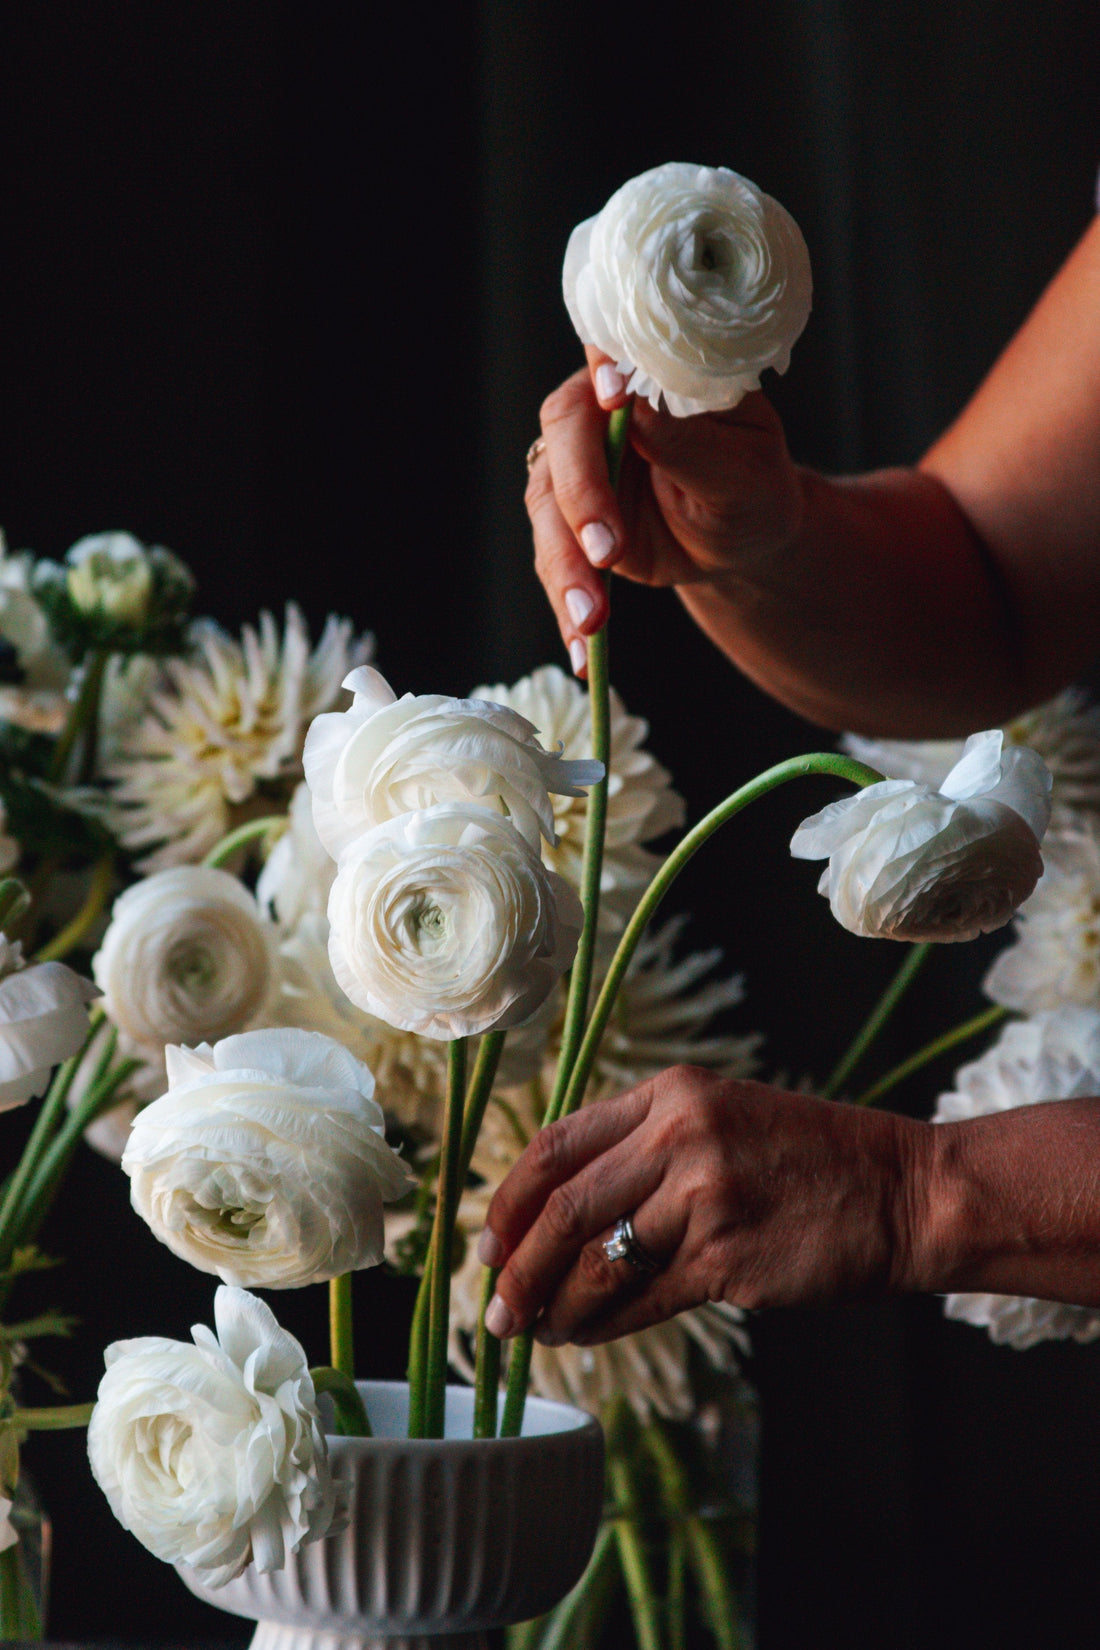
[528,217,1100,736]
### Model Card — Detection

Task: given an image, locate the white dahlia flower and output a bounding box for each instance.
[934,1007,1100,1349]
[472,665,684,928]
[983,828,1100,1015]
[106,606,372,870]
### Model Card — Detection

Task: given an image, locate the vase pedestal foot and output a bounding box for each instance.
[249,1626,489,1650]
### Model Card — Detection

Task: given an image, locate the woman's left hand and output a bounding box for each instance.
[477,1065,934,1346]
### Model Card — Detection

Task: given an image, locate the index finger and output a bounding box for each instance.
[478,1083,654,1266]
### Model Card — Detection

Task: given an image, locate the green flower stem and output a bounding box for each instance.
[854,1004,1009,1108]
[0,1007,105,1267]
[509,1520,620,1650]
[48,648,108,784]
[328,1275,355,1381]
[605,400,633,489]
[33,854,115,963]
[0,881,30,933]
[0,1314,76,1344]
[472,1263,501,1439]
[10,1402,94,1430]
[458,1030,507,1185]
[202,815,287,870]
[406,1233,433,1439]
[667,1526,688,1650]
[0,1543,42,1640]
[310,1366,371,1438]
[557,753,884,1127]
[642,1420,742,1650]
[608,1450,665,1650]
[822,943,930,1100]
[423,1038,468,1439]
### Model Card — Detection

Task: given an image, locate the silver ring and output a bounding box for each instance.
[602,1214,661,1274]
[525,436,547,474]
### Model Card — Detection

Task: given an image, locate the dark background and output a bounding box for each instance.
[1,3,1099,1646]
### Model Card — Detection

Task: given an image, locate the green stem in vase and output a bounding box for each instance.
[821,942,930,1100]
[509,1520,620,1650]
[328,1275,355,1381]
[458,1030,507,1185]
[608,1448,665,1650]
[472,1263,501,1439]
[309,1366,371,1438]
[854,1003,1009,1108]
[422,1037,468,1439]
[0,1543,42,1641]
[406,1234,433,1439]
[667,1524,688,1650]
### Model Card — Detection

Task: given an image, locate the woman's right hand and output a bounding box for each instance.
[525,348,806,674]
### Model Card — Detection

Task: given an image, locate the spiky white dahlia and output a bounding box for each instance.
[842,690,1100,830]
[105,606,372,870]
[934,1007,1100,1349]
[983,828,1100,1015]
[472,665,684,927]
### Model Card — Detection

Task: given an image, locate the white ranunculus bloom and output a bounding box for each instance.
[934,1008,1100,1349]
[92,867,275,1056]
[327,804,583,1040]
[303,665,602,861]
[563,162,812,417]
[0,936,98,1111]
[122,1029,412,1287]
[983,828,1100,1014]
[65,532,156,624]
[256,782,336,931]
[791,730,1052,942]
[88,1285,339,1585]
[843,689,1100,830]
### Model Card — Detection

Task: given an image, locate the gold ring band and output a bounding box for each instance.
[525,437,547,474]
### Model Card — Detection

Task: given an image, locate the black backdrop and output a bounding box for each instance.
[1,4,1099,1646]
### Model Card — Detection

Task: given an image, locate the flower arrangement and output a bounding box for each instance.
[0,161,1087,1650]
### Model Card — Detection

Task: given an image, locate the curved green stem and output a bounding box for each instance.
[854,1004,1009,1107]
[554,753,883,1127]
[822,943,930,1100]
[328,1275,354,1380]
[608,1451,665,1650]
[472,1263,501,1439]
[642,1420,743,1650]
[309,1366,371,1437]
[0,881,30,934]
[458,1031,507,1185]
[33,855,114,963]
[202,814,286,869]
[10,1402,94,1430]
[48,649,108,783]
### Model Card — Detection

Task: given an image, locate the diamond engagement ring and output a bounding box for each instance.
[525,436,547,474]
[602,1214,661,1273]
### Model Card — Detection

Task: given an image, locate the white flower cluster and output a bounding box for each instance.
[301,665,598,1041]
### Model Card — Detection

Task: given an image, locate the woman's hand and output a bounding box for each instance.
[526,349,805,675]
[477,1065,934,1347]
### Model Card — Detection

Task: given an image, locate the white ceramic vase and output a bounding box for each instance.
[178,1380,605,1650]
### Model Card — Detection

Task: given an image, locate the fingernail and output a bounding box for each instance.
[477,1228,505,1267]
[485,1294,516,1339]
[580,522,616,566]
[569,637,587,675]
[564,587,595,629]
[595,363,626,402]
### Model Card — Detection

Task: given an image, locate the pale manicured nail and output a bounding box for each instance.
[580,522,616,565]
[569,637,587,675]
[564,587,595,628]
[477,1228,505,1267]
[485,1294,516,1339]
[595,363,626,402]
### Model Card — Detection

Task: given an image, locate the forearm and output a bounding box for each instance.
[911,1099,1100,1305]
[677,464,1030,736]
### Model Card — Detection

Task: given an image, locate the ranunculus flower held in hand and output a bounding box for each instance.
[563,161,812,417]
[327,803,583,1039]
[303,665,602,860]
[122,1028,412,1287]
[88,1285,338,1585]
[791,730,1052,942]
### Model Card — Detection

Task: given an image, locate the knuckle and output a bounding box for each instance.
[542,1183,585,1246]
[525,1119,569,1181]
[539,374,587,431]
